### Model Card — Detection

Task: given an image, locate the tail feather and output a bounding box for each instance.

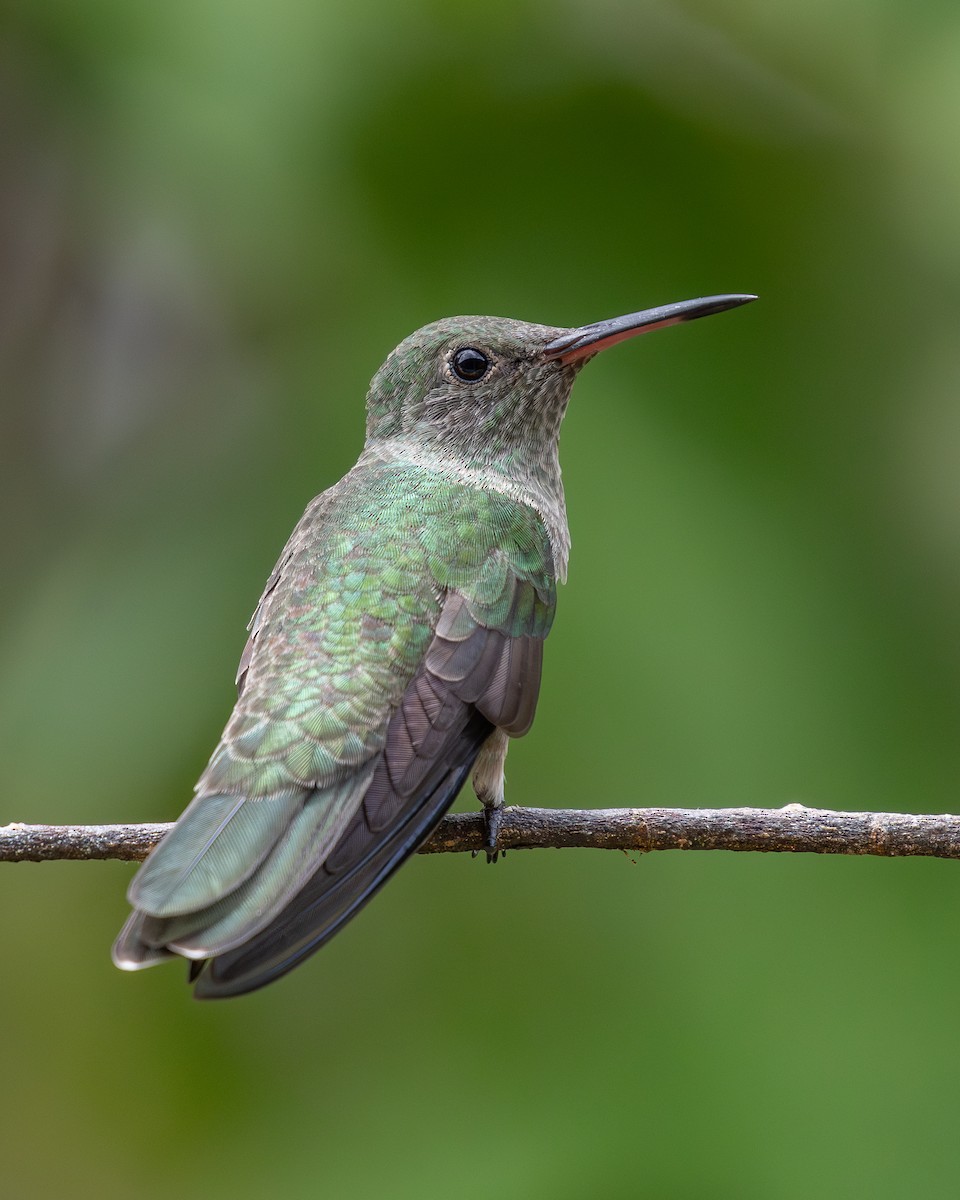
[164,766,375,957]
[112,911,177,971]
[128,788,304,917]
[193,710,492,998]
[112,768,374,967]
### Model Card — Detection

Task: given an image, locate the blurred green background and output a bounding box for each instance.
[2,1,960,1196]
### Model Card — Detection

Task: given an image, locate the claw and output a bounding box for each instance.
[482,804,505,863]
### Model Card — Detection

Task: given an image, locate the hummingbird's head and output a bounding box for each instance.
[363,297,756,471]
[363,315,578,466]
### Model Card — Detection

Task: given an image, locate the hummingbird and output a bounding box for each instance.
[113,293,755,999]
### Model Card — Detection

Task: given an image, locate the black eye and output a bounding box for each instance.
[451,347,490,382]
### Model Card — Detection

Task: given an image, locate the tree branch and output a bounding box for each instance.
[3,804,960,863]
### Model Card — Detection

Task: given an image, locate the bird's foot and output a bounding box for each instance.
[471,731,508,861]
[473,804,506,864]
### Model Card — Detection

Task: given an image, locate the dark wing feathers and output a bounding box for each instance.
[192,583,550,997]
[478,633,542,735]
[194,677,492,997]
[428,590,543,735]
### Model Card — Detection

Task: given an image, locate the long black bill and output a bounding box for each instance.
[542,293,757,365]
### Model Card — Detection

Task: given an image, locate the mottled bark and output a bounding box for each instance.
[3,804,960,863]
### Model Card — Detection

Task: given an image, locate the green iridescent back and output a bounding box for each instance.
[207,461,557,800]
